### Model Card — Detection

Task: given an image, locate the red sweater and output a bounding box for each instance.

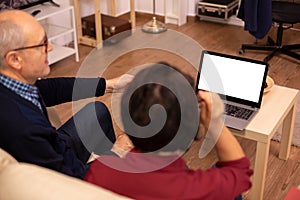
[85,151,253,200]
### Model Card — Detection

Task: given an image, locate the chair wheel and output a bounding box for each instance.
[238,49,245,55]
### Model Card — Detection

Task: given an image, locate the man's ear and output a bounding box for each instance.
[5,51,22,70]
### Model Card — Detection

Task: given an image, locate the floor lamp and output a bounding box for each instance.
[142,0,167,33]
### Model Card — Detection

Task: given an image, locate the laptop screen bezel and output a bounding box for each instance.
[195,50,269,108]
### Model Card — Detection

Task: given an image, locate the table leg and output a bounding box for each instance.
[130,0,136,29]
[279,103,297,160]
[73,0,82,43]
[94,0,103,49]
[111,0,116,16]
[251,140,270,200]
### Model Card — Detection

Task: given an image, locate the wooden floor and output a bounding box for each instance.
[48,14,300,200]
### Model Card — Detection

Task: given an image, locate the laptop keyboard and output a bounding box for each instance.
[224,104,254,120]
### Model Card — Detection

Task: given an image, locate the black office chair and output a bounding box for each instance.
[239,1,300,62]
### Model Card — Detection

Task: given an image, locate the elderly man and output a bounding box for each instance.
[0,10,131,179]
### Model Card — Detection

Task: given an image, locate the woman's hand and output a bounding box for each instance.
[197,90,224,131]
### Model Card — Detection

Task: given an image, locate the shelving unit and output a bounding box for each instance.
[165,0,187,26]
[73,0,136,49]
[24,4,79,65]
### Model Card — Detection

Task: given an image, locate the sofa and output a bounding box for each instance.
[0,148,131,200]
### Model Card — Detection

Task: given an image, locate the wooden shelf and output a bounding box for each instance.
[24,5,79,65]
[73,0,136,49]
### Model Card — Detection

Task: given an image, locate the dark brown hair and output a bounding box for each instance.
[121,62,199,153]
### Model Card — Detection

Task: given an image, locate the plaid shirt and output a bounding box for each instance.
[0,75,42,111]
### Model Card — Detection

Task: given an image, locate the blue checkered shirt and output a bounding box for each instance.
[0,75,42,111]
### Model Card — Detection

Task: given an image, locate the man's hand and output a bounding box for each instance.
[105,74,134,93]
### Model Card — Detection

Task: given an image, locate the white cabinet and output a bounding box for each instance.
[165,0,187,26]
[24,4,79,65]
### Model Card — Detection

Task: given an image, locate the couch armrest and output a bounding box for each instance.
[0,162,131,200]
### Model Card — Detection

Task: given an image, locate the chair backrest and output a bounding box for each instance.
[272,1,300,24]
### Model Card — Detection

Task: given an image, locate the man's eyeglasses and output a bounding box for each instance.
[6,36,48,56]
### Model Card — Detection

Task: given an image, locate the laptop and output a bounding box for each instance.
[196,50,269,130]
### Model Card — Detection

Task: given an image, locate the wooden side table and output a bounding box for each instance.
[231,85,299,200]
[73,0,136,48]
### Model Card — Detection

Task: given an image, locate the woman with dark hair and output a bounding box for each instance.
[85,63,253,200]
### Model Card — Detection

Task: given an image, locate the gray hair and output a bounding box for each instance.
[0,18,26,68]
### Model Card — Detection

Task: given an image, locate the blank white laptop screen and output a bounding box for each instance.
[198,52,266,104]
[196,51,269,130]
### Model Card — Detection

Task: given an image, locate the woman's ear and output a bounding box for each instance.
[5,51,22,70]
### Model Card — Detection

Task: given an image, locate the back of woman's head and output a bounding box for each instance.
[121,63,199,153]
